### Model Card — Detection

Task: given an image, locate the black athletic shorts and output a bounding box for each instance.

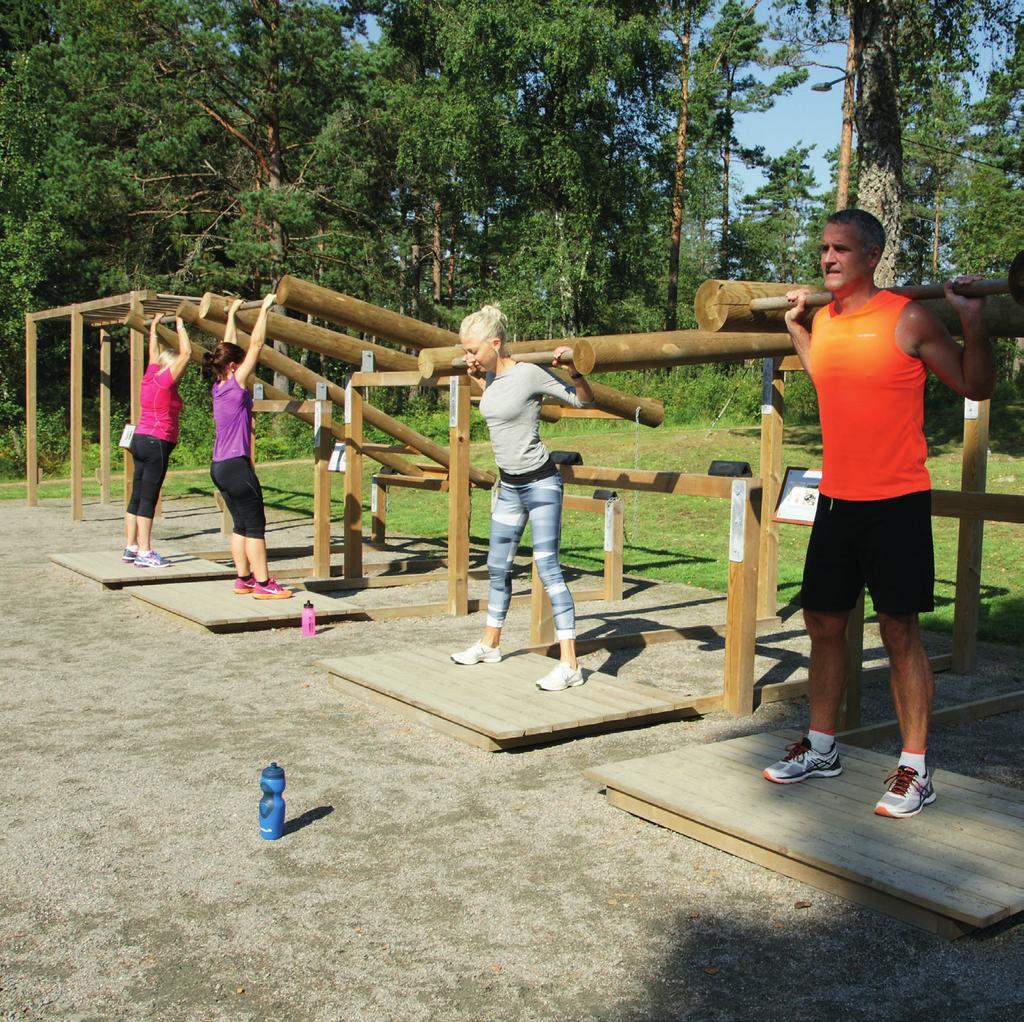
[799,489,934,615]
[210,456,266,539]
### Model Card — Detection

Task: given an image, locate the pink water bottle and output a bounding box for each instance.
[301,600,316,636]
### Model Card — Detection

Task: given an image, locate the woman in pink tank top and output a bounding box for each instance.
[122,315,191,568]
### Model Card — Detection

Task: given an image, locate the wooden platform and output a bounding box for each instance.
[128,578,374,632]
[50,548,233,589]
[585,731,1024,938]
[319,647,699,751]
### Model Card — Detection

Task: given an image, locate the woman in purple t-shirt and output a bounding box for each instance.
[123,315,191,568]
[203,294,292,600]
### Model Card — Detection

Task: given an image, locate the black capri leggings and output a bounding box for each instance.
[210,456,266,539]
[127,434,175,518]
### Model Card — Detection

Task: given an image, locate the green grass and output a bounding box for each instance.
[8,417,1024,646]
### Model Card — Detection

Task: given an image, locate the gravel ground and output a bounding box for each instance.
[2,496,1023,1022]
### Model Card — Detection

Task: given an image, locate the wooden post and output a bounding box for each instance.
[70,305,84,521]
[530,560,556,646]
[722,480,761,715]
[757,359,785,617]
[343,379,364,578]
[25,315,37,506]
[603,495,624,601]
[125,316,144,508]
[952,398,990,672]
[98,328,111,503]
[370,475,388,547]
[839,589,866,730]
[312,398,333,579]
[447,375,471,615]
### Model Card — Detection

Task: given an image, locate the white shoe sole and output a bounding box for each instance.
[536,673,585,692]
[450,653,501,665]
[762,764,843,784]
[874,791,936,818]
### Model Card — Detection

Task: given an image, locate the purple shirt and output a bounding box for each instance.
[212,377,253,462]
[137,364,183,443]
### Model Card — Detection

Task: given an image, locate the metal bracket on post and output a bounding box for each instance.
[603,498,615,552]
[314,399,323,443]
[253,383,264,401]
[964,398,979,420]
[344,379,353,425]
[449,379,459,428]
[315,382,328,401]
[361,350,375,373]
[729,479,746,562]
[370,479,378,513]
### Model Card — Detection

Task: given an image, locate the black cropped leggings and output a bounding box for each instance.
[210,456,267,539]
[127,434,175,518]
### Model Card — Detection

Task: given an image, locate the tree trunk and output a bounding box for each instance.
[719,77,734,278]
[851,0,903,286]
[447,217,457,307]
[432,199,443,325]
[665,5,693,330]
[836,18,856,210]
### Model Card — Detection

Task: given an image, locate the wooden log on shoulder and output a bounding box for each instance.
[418,342,664,427]
[571,331,796,374]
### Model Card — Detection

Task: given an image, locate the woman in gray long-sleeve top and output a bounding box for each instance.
[449,305,596,691]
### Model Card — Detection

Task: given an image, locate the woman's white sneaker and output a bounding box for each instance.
[450,641,501,665]
[536,662,584,691]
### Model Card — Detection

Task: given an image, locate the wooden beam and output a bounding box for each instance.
[99,328,111,503]
[312,400,333,579]
[560,465,737,498]
[343,382,364,579]
[25,315,37,506]
[952,400,990,672]
[757,359,784,618]
[447,376,471,615]
[839,589,866,730]
[70,306,84,521]
[374,474,449,491]
[931,489,1024,523]
[571,331,795,373]
[125,300,145,508]
[722,480,762,714]
[529,560,556,646]
[837,687,1024,747]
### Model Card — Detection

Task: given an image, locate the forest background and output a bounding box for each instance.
[1,0,1022,477]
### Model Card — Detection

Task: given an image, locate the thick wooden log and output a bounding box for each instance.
[418,343,573,376]
[696,251,1024,337]
[571,331,796,373]
[418,343,663,427]
[197,294,418,372]
[276,275,455,350]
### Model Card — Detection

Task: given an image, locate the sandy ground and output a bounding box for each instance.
[2,496,1024,1022]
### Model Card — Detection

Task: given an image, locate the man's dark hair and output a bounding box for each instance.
[826,208,886,254]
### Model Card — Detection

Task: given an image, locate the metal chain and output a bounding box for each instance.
[629,406,641,542]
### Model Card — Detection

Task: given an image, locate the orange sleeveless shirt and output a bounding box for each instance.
[811,290,930,500]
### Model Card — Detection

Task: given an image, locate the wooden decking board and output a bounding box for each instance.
[710,738,1024,855]
[50,549,234,589]
[685,744,1024,888]
[320,647,698,750]
[598,758,1014,926]
[128,579,369,631]
[589,733,1024,934]
[736,731,1024,828]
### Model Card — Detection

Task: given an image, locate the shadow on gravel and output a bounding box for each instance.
[282,805,334,837]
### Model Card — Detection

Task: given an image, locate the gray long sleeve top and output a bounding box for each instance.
[478,363,591,474]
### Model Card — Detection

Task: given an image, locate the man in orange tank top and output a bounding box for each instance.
[762,209,994,818]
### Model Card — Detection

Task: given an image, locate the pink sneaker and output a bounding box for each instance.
[234,575,257,595]
[252,578,293,600]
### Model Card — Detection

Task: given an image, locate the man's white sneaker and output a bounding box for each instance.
[450,641,501,665]
[536,661,584,692]
[874,766,936,818]
[762,736,842,784]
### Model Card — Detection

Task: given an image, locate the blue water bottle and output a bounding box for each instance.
[259,762,286,840]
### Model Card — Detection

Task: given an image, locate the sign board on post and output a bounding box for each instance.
[774,467,823,525]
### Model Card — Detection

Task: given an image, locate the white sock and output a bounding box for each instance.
[807,729,835,754]
[126,544,138,551]
[898,750,928,776]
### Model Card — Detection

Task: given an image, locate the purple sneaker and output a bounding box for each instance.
[234,575,257,595]
[134,550,170,568]
[122,546,139,563]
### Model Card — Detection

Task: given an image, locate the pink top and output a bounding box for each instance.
[136,364,183,444]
